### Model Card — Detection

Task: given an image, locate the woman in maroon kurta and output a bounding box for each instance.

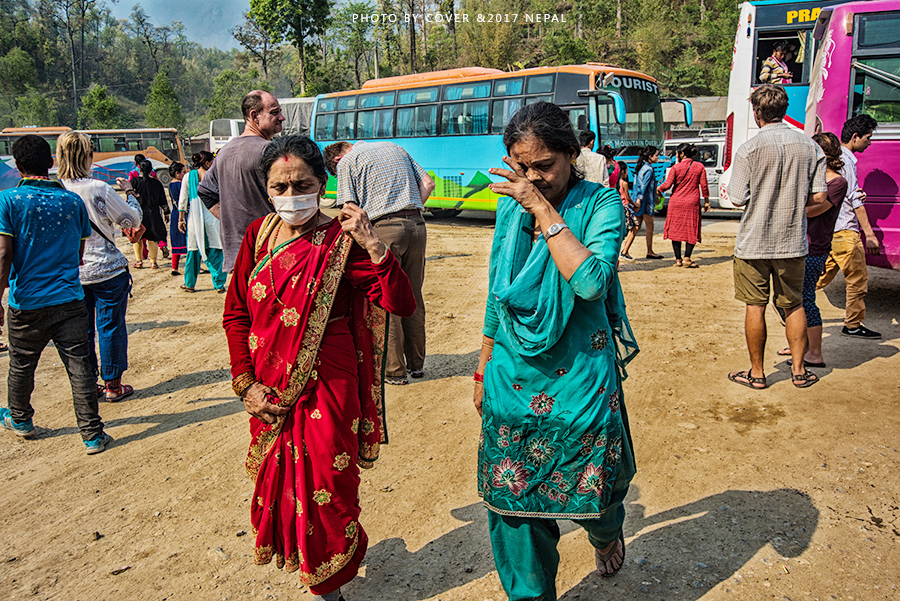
[657,143,710,268]
[223,136,415,601]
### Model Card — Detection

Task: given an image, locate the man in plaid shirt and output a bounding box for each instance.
[726,85,827,389]
[325,141,435,386]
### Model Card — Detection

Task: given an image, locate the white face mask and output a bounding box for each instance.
[271,193,319,226]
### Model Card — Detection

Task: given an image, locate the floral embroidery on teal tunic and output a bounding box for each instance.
[478,181,639,520]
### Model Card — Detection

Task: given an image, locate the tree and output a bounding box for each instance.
[14,87,58,126]
[79,84,123,128]
[128,4,171,73]
[205,69,272,121]
[250,0,331,95]
[145,71,185,129]
[0,47,36,120]
[232,12,278,78]
[334,2,375,87]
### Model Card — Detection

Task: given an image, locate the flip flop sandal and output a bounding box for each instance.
[106,384,134,402]
[384,376,408,386]
[96,384,106,399]
[776,348,791,356]
[792,370,819,388]
[180,285,195,293]
[727,369,767,389]
[646,253,663,259]
[149,262,159,269]
[0,342,7,352]
[675,260,683,267]
[595,530,625,578]
[132,261,143,269]
[683,260,699,268]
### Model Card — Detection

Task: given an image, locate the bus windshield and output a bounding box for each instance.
[597,83,663,148]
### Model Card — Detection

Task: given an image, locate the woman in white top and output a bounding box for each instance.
[57,131,142,402]
[178,151,227,293]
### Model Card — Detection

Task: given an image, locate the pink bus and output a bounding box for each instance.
[806,0,900,270]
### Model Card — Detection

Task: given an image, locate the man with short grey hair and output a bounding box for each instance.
[199,89,285,273]
[726,84,827,389]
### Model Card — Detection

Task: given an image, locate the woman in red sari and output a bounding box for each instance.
[223,136,415,601]
[657,143,710,268]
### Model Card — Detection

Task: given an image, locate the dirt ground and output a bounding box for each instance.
[1,211,898,601]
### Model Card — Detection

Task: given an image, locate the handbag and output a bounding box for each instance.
[122,223,146,243]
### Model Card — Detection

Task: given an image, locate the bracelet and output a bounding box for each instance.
[473,371,484,383]
[371,243,389,265]
[232,372,257,397]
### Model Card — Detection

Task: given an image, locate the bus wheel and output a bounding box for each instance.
[156,168,172,187]
[430,209,461,218]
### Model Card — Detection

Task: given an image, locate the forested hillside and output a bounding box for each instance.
[0,0,739,135]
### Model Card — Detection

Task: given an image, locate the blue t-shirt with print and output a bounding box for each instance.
[0,179,92,310]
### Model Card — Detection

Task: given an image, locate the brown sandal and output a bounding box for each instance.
[595,530,625,577]
[728,369,767,389]
[792,370,819,388]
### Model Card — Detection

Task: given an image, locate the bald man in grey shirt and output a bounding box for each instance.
[199,90,284,272]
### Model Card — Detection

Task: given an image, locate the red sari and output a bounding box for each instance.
[223,214,415,594]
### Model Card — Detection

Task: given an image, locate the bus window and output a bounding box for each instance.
[491,98,524,134]
[852,13,900,123]
[357,111,375,138]
[494,78,524,97]
[99,137,116,153]
[0,140,9,155]
[338,96,357,110]
[374,109,393,137]
[45,138,57,153]
[359,92,395,108]
[444,82,491,101]
[128,140,140,151]
[695,144,719,167]
[564,106,588,133]
[398,87,438,105]
[441,101,489,135]
[525,95,553,106]
[143,137,161,151]
[335,112,355,139]
[527,75,554,94]
[211,120,232,137]
[396,106,437,137]
[851,57,900,122]
[316,114,336,139]
[318,98,336,112]
[755,30,813,85]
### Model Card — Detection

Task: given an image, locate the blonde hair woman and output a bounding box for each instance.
[57,131,142,402]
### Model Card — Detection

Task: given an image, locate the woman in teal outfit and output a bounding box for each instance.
[474,102,639,601]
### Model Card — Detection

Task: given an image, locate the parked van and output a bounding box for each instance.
[663,135,737,209]
[209,119,245,154]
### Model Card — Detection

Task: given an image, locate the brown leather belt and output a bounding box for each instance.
[371,208,421,223]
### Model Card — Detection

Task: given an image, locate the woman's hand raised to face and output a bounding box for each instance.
[241,382,290,425]
[339,203,386,261]
[488,156,549,214]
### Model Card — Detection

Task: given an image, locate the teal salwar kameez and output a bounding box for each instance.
[479,181,639,600]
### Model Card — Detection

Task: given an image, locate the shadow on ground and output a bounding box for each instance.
[345,487,817,601]
[126,320,190,334]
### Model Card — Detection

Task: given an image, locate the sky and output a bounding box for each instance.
[109,0,248,51]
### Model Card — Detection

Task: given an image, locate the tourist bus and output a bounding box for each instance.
[719,0,851,206]
[310,65,692,215]
[805,0,900,270]
[0,127,186,190]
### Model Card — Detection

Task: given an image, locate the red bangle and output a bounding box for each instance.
[473,371,484,383]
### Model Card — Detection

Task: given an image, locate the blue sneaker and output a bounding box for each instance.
[84,432,113,455]
[0,407,34,437]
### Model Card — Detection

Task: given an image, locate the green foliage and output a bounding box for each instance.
[79,84,129,128]
[205,69,272,121]
[145,71,185,129]
[14,87,58,126]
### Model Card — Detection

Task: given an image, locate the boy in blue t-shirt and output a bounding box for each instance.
[0,135,112,454]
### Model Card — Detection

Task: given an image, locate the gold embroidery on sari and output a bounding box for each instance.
[333,453,350,471]
[345,521,357,539]
[244,230,352,481]
[295,495,303,516]
[313,230,326,245]
[281,307,300,327]
[313,489,332,505]
[311,409,322,419]
[351,418,359,434]
[248,334,259,352]
[254,544,274,565]
[360,419,375,435]
[295,529,359,587]
[251,282,267,301]
[284,551,300,573]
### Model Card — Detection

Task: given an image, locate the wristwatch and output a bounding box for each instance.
[544,222,570,240]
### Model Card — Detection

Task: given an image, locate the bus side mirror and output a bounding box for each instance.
[608,92,626,124]
[660,98,693,127]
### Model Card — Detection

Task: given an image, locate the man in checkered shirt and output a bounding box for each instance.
[726,84,827,390]
[325,141,435,386]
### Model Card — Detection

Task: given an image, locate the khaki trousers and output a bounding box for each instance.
[373,213,427,377]
[817,229,868,328]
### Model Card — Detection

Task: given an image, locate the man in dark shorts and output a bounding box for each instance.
[726,85,827,389]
